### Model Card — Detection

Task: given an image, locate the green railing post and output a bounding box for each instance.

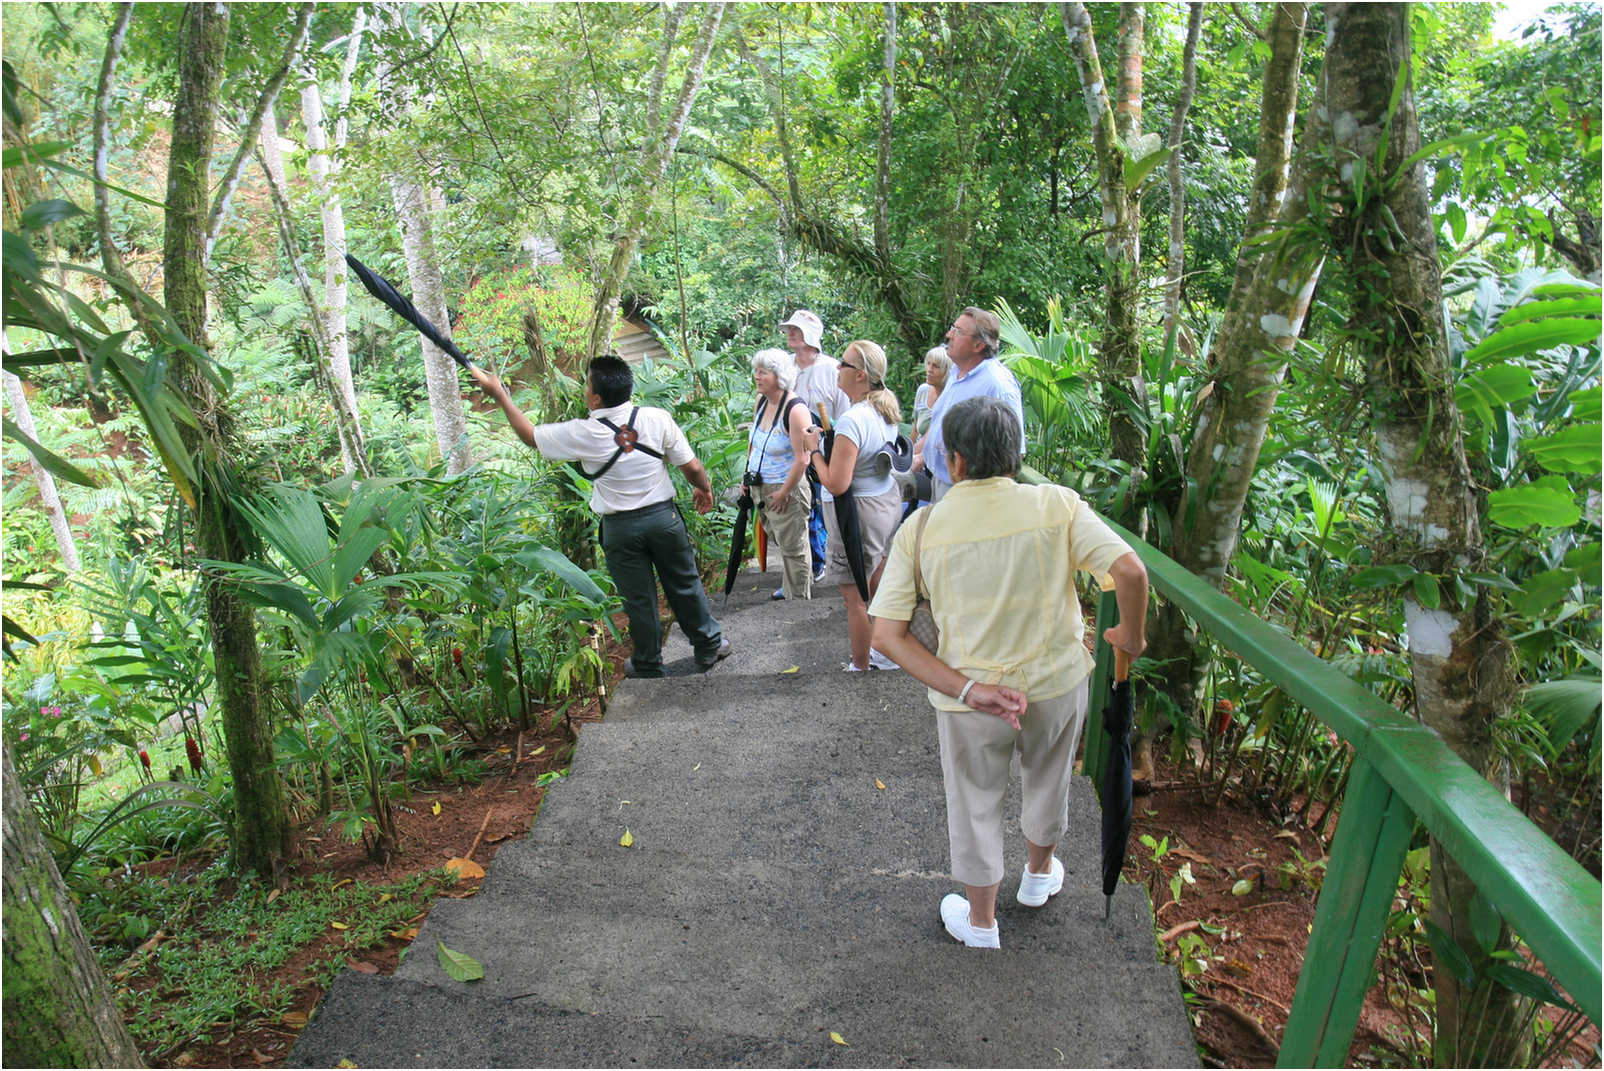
[1279,758,1416,1067]
[1084,584,1119,795]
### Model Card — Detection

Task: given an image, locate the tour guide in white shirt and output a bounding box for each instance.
[918,306,1025,501]
[472,356,729,678]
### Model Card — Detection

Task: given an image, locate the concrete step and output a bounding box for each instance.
[289,972,909,1068]
[397,843,1159,981]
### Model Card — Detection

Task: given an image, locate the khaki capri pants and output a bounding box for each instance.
[935,681,1089,887]
[757,480,813,599]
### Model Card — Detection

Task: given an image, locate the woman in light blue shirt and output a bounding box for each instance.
[746,348,814,600]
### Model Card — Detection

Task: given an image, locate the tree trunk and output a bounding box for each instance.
[388,173,473,474]
[1318,6,1521,1063]
[1062,2,1148,508]
[585,3,725,361]
[164,0,290,879]
[3,748,144,1068]
[2,369,82,572]
[298,9,368,475]
[1162,3,1204,353]
[873,2,896,272]
[1143,0,1311,774]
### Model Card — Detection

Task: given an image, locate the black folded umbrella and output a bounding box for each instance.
[345,253,475,370]
[1100,649,1135,920]
[722,486,755,606]
[819,425,870,603]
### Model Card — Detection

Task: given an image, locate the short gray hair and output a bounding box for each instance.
[961,306,1001,360]
[943,397,1021,480]
[923,345,952,385]
[750,347,798,391]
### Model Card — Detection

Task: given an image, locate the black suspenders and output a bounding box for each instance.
[573,406,664,480]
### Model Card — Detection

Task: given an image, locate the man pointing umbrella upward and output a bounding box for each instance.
[472,358,730,678]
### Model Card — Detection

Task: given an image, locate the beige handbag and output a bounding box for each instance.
[908,507,939,651]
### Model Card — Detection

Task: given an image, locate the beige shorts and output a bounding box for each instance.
[820,485,904,588]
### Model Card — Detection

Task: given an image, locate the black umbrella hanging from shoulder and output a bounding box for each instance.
[1100,648,1135,920]
[345,253,475,370]
[815,408,870,603]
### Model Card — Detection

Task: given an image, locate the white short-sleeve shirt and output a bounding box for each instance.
[532,402,694,515]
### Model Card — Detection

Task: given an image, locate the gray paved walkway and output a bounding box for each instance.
[290,572,1197,1068]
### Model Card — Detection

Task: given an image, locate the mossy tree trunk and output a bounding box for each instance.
[1316,5,1522,1064]
[2,747,144,1068]
[164,0,291,878]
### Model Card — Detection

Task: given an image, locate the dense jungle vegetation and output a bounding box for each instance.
[1,2,1598,1067]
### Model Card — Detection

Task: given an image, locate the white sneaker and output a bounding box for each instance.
[867,647,899,671]
[1016,856,1065,907]
[940,893,1000,948]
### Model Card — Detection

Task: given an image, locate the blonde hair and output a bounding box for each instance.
[845,340,902,425]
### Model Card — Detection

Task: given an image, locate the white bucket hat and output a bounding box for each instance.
[778,309,824,350]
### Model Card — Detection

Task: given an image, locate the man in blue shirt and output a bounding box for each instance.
[918,307,1025,500]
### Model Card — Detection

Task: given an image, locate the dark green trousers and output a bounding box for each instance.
[600,500,722,672]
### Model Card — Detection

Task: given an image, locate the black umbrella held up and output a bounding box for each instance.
[722,483,756,606]
[345,253,475,371]
[814,408,870,603]
[1100,647,1135,920]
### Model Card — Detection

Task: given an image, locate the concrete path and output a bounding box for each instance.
[290,573,1197,1068]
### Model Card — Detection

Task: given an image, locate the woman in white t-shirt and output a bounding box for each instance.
[802,340,904,671]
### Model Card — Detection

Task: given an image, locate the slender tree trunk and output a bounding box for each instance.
[873,2,896,271]
[165,0,290,879]
[1141,1,1310,776]
[256,127,372,476]
[389,173,473,473]
[1062,2,1148,506]
[299,9,367,474]
[3,369,82,572]
[1162,3,1204,352]
[586,3,725,360]
[1318,7,1520,1063]
[2,748,144,1068]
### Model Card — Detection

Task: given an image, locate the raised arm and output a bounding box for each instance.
[470,367,538,450]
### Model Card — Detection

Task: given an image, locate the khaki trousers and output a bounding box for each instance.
[935,682,1088,886]
[757,480,813,599]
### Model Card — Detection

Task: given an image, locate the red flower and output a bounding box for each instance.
[452,647,463,667]
[139,749,152,772]
[185,736,204,774]
[1212,699,1235,737]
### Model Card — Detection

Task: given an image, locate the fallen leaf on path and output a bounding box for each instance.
[431,801,442,816]
[281,1011,309,1028]
[532,745,546,756]
[437,940,485,982]
[783,666,799,674]
[330,921,349,930]
[336,1060,359,1068]
[620,828,635,848]
[830,1032,848,1046]
[378,892,392,903]
[875,779,885,790]
[388,927,421,940]
[444,857,486,880]
[693,762,701,771]
[346,958,380,974]
[1231,879,1254,896]
[331,878,352,890]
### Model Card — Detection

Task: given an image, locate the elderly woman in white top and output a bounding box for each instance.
[746,348,814,600]
[801,340,904,672]
[869,397,1149,949]
[912,345,952,439]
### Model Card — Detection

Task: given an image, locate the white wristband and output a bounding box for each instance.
[958,679,976,705]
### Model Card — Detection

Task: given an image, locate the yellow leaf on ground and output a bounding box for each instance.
[532,745,546,756]
[431,801,442,816]
[830,1032,848,1046]
[377,892,393,903]
[331,879,352,890]
[620,829,635,848]
[330,921,349,930]
[782,666,800,674]
[875,779,886,790]
[266,889,281,904]
[281,1011,309,1028]
[388,927,420,940]
[336,1060,359,1068]
[444,857,486,880]
[496,746,511,754]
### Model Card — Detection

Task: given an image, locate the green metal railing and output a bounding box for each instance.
[1081,519,1602,1067]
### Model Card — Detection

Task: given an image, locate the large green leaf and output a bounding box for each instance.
[1454,363,1534,427]
[1524,675,1602,755]
[1496,295,1603,326]
[1,416,99,487]
[1465,318,1602,363]
[1509,568,1579,617]
[512,545,607,603]
[1486,481,1582,529]
[1524,423,1603,474]
[436,941,484,982]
